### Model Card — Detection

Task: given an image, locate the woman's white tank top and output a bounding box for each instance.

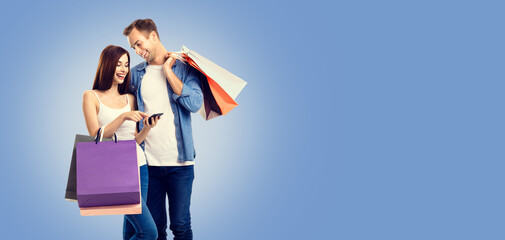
[92,91,147,166]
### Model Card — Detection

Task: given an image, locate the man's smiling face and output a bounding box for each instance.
[127,28,157,63]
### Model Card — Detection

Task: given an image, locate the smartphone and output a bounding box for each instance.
[148,113,164,124]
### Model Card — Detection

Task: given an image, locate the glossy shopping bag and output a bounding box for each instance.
[180,45,247,120]
[76,131,140,208]
[65,134,114,202]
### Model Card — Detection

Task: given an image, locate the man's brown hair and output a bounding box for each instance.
[123,18,160,40]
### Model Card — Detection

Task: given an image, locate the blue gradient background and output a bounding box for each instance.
[1,0,504,239]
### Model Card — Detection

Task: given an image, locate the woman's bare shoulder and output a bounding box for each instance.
[126,93,136,100]
[82,90,99,102]
[125,93,136,109]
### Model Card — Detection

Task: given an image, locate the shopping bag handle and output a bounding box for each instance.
[94,125,117,144]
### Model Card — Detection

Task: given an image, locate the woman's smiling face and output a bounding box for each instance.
[113,53,129,85]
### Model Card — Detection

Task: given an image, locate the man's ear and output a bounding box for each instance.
[150,31,158,41]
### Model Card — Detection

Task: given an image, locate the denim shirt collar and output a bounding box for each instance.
[136,61,148,71]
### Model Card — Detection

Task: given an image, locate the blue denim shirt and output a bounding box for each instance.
[129,60,203,162]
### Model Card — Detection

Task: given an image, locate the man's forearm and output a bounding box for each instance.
[164,69,183,95]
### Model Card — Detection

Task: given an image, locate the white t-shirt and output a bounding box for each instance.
[141,65,194,166]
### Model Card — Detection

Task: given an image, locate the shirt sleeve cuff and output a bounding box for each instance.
[172,83,191,101]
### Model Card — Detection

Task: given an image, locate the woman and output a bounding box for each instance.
[82,45,160,240]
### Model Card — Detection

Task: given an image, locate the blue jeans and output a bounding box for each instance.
[147,165,194,240]
[123,165,158,240]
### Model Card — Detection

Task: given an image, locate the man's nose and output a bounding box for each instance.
[135,48,141,55]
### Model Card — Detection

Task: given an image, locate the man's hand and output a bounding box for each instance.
[163,52,176,72]
[163,52,187,75]
[162,52,186,95]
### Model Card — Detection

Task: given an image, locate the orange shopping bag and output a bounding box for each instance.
[180,45,247,120]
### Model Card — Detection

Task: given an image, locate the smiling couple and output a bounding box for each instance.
[82,19,203,240]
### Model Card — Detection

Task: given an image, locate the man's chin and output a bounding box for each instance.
[146,52,152,61]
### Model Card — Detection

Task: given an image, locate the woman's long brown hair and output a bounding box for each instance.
[92,45,131,94]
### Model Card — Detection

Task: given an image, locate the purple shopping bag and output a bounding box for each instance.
[76,136,140,208]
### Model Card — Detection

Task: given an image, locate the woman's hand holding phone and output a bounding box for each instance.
[144,113,163,129]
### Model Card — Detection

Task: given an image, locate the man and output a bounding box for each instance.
[123,18,203,240]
